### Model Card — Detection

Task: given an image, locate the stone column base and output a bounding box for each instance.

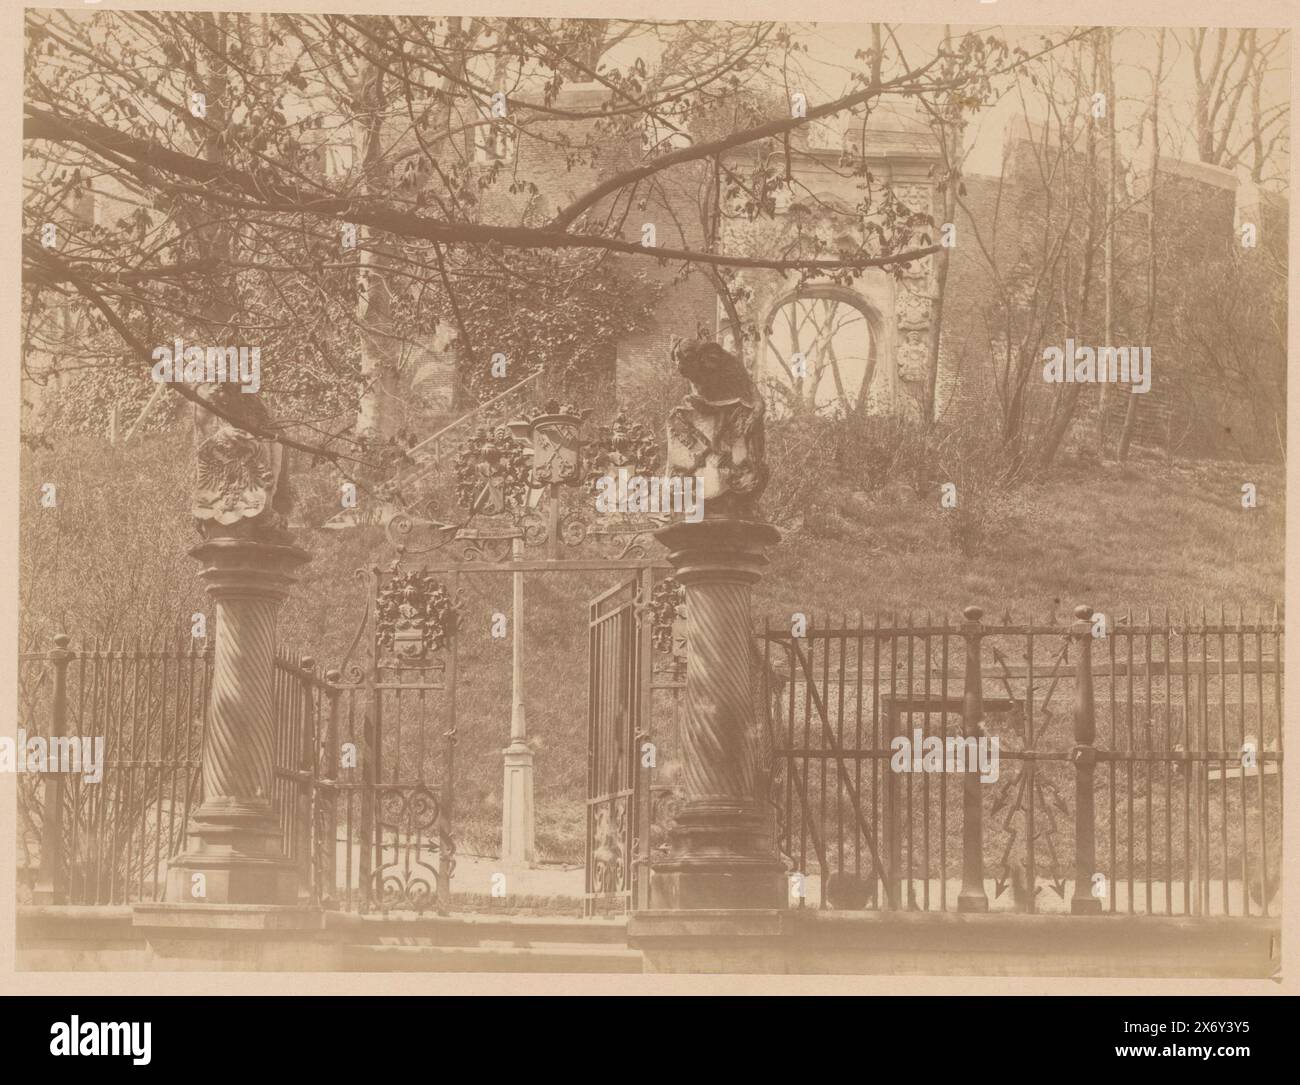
[165,801,297,905]
[132,904,339,970]
[649,868,787,910]
[650,799,786,909]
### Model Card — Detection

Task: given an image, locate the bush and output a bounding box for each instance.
[763,409,1039,558]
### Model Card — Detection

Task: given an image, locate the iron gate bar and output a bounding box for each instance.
[582,566,670,915]
[782,634,897,905]
[586,576,639,915]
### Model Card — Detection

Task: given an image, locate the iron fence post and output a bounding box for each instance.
[296,657,316,898]
[635,565,655,912]
[1071,605,1103,914]
[34,633,73,904]
[958,607,989,912]
[884,702,902,911]
[438,572,458,916]
[320,670,341,907]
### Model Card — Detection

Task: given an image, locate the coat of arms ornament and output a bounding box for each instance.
[375,562,460,660]
[192,383,293,539]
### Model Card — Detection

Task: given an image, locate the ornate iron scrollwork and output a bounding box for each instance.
[590,796,628,896]
[453,425,532,515]
[375,562,460,661]
[583,410,660,493]
[372,785,446,912]
[648,576,687,656]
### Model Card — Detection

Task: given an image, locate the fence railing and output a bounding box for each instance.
[21,603,1283,922]
[271,650,337,907]
[18,636,211,905]
[758,606,1284,917]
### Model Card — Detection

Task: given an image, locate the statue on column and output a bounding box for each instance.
[167,380,308,905]
[653,337,785,908]
[666,337,768,520]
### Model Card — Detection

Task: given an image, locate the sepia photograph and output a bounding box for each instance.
[3,0,1295,1025]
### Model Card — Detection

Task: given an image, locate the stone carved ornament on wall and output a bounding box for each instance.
[889,184,935,391]
[896,328,930,385]
[895,289,931,330]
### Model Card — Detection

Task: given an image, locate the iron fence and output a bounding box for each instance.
[18,635,211,905]
[21,601,1283,923]
[271,650,336,906]
[759,606,1284,916]
[20,633,456,913]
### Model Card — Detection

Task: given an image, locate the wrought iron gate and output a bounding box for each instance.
[292,561,460,914]
[585,574,654,915]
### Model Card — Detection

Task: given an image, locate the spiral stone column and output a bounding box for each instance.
[165,536,309,905]
[650,518,785,909]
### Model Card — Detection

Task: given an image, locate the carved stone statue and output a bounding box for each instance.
[666,337,768,520]
[192,383,293,540]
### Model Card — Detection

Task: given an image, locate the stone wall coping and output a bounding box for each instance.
[131,903,329,932]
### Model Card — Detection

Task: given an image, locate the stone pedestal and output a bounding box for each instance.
[650,519,786,910]
[166,537,309,906]
[501,741,536,870]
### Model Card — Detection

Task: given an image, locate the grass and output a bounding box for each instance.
[755,453,1284,624]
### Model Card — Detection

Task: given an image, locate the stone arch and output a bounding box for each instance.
[718,151,939,421]
[758,286,892,417]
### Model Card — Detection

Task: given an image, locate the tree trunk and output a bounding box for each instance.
[1119,29,1165,462]
[925,25,958,424]
[355,46,399,443]
[1096,29,1115,457]
[1038,35,1104,472]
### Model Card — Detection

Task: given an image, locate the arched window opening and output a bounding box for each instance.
[761,292,889,418]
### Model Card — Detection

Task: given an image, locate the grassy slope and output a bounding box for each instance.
[755,457,1284,625]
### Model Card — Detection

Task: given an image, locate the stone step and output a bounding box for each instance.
[343,943,644,973]
[329,912,631,946]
